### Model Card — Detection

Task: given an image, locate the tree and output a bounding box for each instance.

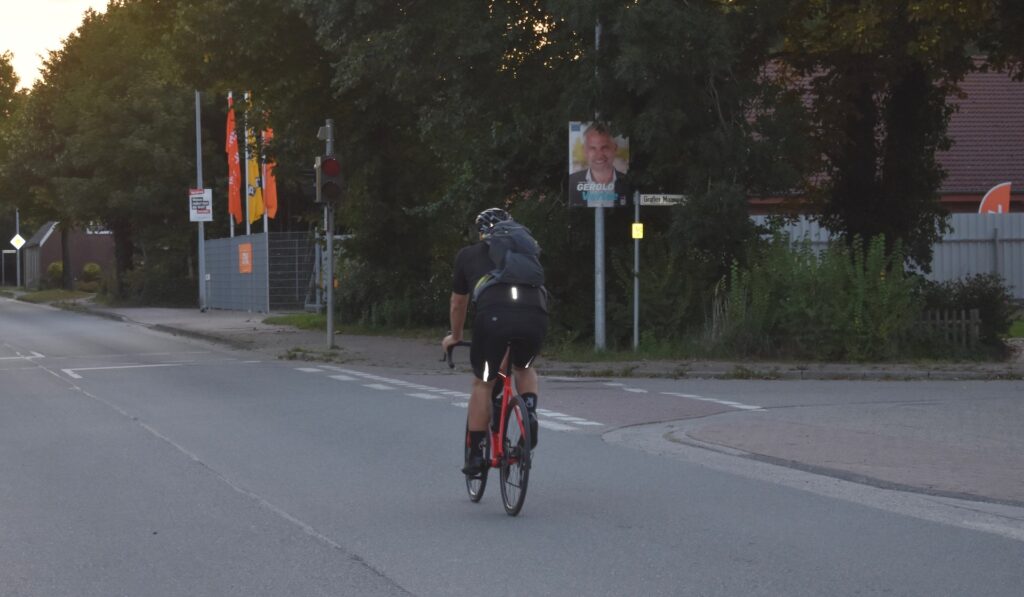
[776,0,1003,269]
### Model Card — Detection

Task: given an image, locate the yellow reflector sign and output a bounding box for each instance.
[631,223,644,240]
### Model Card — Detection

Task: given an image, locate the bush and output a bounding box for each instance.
[719,235,921,361]
[45,262,63,289]
[918,273,1014,354]
[81,262,102,283]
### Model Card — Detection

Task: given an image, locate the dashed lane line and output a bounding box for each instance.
[306,366,605,430]
[661,391,764,411]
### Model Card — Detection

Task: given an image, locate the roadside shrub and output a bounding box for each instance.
[719,235,921,361]
[81,262,102,283]
[45,261,63,289]
[74,262,102,292]
[918,273,1014,354]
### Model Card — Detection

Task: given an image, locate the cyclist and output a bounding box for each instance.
[442,207,548,476]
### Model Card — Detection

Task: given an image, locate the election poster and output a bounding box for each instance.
[568,121,631,208]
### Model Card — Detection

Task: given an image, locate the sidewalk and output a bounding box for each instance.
[87,305,1024,381]
[52,302,1024,507]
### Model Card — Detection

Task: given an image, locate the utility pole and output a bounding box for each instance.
[194,91,208,311]
[15,208,21,288]
[593,17,606,351]
[317,119,338,349]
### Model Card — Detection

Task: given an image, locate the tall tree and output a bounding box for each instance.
[777,0,1000,269]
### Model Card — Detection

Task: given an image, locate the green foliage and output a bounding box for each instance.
[81,262,102,283]
[720,235,921,361]
[45,261,63,290]
[918,273,1015,352]
[1,0,1022,364]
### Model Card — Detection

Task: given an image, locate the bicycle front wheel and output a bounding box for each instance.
[499,394,532,516]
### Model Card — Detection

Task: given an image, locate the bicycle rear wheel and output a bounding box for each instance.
[464,424,487,502]
[499,395,532,516]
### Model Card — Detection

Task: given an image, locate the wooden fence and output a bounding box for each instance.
[918,308,981,348]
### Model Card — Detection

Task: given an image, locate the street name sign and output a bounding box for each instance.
[638,194,687,206]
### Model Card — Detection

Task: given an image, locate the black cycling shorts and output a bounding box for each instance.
[470,306,548,382]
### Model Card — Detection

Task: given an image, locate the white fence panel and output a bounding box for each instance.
[752,214,1024,299]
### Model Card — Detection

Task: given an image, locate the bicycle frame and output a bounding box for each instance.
[488,365,527,469]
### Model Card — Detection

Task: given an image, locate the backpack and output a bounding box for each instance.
[472,220,546,306]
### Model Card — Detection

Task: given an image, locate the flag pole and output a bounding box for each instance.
[228,92,236,238]
[244,92,251,237]
[262,130,270,313]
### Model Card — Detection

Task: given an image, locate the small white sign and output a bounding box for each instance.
[9,234,25,250]
[189,188,213,222]
[638,194,687,207]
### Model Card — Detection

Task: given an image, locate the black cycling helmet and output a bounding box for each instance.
[475,207,511,234]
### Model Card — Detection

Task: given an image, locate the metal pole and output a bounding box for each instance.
[15,208,21,288]
[194,91,207,312]
[228,92,235,239]
[633,194,640,350]
[262,133,270,314]
[324,119,336,349]
[244,93,251,237]
[593,18,606,351]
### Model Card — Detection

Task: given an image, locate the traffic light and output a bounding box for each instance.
[316,154,342,203]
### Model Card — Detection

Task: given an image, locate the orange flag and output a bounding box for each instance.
[262,128,278,219]
[225,94,243,224]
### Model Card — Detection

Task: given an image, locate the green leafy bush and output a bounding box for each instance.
[917,273,1014,354]
[81,262,102,283]
[45,262,63,289]
[719,235,921,360]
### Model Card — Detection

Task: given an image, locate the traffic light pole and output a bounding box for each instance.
[319,119,337,349]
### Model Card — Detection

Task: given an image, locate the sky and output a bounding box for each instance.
[1,0,108,89]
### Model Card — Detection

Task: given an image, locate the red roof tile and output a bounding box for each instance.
[940,70,1024,194]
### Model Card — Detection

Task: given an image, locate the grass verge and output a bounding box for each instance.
[18,289,93,303]
[263,313,436,339]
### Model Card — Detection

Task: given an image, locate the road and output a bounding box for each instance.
[2,298,1024,596]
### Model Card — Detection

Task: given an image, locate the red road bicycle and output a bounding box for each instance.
[446,341,532,516]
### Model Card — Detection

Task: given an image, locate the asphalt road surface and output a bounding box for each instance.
[2,298,1023,596]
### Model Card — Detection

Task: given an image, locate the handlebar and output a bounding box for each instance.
[443,339,472,369]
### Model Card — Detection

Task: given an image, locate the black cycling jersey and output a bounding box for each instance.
[452,242,547,312]
[452,240,548,381]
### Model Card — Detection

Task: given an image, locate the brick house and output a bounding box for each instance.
[22,222,116,290]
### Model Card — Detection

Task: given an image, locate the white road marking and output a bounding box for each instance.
[662,392,764,411]
[61,363,182,379]
[407,393,445,400]
[0,351,44,360]
[304,366,608,429]
[603,382,624,387]
[295,367,323,373]
[624,388,648,393]
[539,420,577,431]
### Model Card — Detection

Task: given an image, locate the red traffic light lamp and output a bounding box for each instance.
[317,154,342,203]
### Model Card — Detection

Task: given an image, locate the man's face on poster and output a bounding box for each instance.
[583,130,617,177]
